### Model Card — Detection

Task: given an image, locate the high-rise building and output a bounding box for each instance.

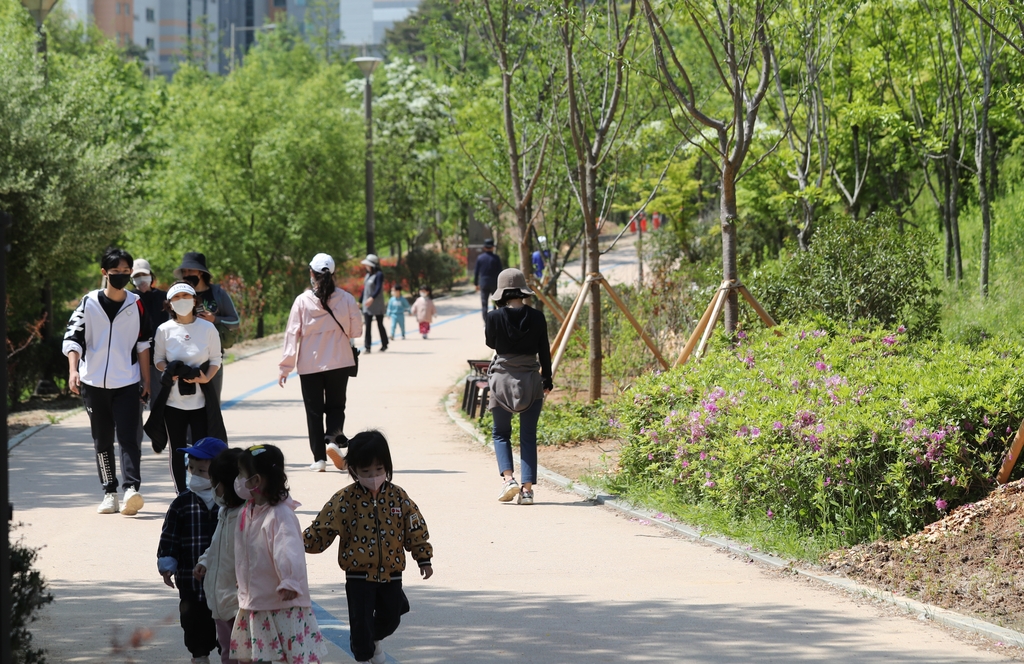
[338,0,420,47]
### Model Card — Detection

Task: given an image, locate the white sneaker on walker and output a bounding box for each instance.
[326,442,346,470]
[121,487,144,515]
[498,478,519,502]
[370,640,386,664]
[309,460,327,472]
[97,492,119,514]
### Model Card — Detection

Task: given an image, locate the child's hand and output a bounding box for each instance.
[278,589,299,601]
[161,571,176,588]
[193,563,207,581]
[420,564,433,580]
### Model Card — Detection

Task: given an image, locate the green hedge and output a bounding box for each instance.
[612,322,1024,548]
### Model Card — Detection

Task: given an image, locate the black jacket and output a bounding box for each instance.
[474,251,504,290]
[485,306,553,390]
[145,360,228,453]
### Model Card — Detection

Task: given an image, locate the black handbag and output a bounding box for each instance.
[324,306,359,378]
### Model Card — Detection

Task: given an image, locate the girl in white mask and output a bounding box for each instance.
[152,281,224,494]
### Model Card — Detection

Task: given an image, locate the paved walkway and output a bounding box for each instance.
[12,290,1013,663]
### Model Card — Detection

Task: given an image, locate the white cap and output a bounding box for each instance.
[166,282,197,300]
[309,253,336,274]
[131,258,153,277]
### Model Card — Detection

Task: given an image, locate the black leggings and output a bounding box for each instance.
[82,383,141,494]
[346,579,409,662]
[364,313,388,351]
[299,369,349,462]
[165,406,208,494]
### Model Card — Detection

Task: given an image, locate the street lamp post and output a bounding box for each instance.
[229,22,276,72]
[354,56,382,256]
[19,0,59,53]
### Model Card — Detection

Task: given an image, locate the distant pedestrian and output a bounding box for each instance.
[279,253,362,473]
[531,249,545,279]
[231,445,327,664]
[473,238,503,322]
[303,430,433,664]
[194,447,245,664]
[148,282,225,494]
[131,258,169,444]
[360,254,388,353]
[386,285,411,340]
[485,269,553,506]
[410,286,436,339]
[173,252,240,399]
[63,247,153,515]
[157,437,227,664]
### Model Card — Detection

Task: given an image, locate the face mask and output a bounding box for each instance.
[170,299,195,317]
[214,493,227,508]
[189,473,211,493]
[132,276,152,289]
[107,273,131,290]
[358,474,386,493]
[234,475,254,501]
[183,274,201,288]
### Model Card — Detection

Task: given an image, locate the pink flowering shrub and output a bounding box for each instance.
[613,322,1024,546]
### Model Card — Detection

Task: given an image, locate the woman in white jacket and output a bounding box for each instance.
[194,448,244,664]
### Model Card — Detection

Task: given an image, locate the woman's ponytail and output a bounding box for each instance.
[313,270,336,309]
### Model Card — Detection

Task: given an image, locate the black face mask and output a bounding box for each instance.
[183,275,201,288]
[107,274,131,290]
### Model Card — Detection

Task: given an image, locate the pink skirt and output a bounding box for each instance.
[230,606,327,664]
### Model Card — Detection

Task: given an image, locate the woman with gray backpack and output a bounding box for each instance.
[279,253,363,472]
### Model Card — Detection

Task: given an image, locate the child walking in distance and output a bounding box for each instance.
[410,286,436,339]
[385,286,411,340]
[194,448,244,664]
[304,430,433,664]
[231,445,327,664]
[158,437,228,664]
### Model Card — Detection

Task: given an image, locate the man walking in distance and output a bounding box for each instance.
[64,247,153,515]
[474,238,503,322]
[131,258,168,445]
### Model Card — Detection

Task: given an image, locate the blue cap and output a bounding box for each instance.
[179,437,228,459]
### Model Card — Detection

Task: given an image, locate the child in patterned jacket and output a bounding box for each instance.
[303,430,433,664]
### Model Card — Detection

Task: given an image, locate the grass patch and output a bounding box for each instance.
[477,400,615,446]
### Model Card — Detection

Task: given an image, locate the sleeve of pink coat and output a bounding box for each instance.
[268,506,308,594]
[347,292,363,339]
[428,300,437,321]
[279,297,303,375]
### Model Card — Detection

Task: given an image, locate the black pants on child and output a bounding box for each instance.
[82,383,142,494]
[299,369,349,462]
[178,583,218,658]
[346,578,410,662]
[165,406,209,494]
[363,313,388,352]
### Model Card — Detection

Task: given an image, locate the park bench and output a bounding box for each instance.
[462,359,491,419]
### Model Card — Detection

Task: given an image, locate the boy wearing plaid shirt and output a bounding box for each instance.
[157,437,226,664]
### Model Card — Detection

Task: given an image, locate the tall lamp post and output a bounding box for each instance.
[0,210,12,664]
[20,0,60,53]
[229,22,276,72]
[354,56,382,255]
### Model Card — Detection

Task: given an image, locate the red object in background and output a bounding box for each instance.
[652,212,661,230]
[640,216,648,233]
[629,218,637,233]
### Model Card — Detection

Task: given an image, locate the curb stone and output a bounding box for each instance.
[443,385,1024,649]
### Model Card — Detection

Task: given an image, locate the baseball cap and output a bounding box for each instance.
[179,437,228,460]
[310,253,336,274]
[131,259,153,277]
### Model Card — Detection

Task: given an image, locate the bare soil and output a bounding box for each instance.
[8,394,84,438]
[539,438,621,485]
[825,479,1024,633]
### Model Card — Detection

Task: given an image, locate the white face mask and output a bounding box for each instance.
[133,275,152,289]
[358,474,386,493]
[170,299,195,317]
[189,473,212,493]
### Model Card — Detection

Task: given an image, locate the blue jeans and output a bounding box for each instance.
[491,397,543,484]
[389,315,406,339]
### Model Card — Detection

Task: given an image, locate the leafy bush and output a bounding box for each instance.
[11,534,53,663]
[751,210,940,333]
[478,400,616,446]
[611,323,1024,550]
[397,248,463,291]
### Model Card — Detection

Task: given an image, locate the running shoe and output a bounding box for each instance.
[498,478,519,502]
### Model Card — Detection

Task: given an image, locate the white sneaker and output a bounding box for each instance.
[309,460,327,472]
[326,442,346,470]
[97,492,119,514]
[191,657,211,664]
[498,478,519,502]
[370,640,386,664]
[121,487,144,515]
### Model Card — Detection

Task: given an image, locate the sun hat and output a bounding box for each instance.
[360,254,380,268]
[166,282,197,300]
[131,259,153,277]
[490,268,535,302]
[179,437,228,459]
[309,253,336,274]
[173,252,210,279]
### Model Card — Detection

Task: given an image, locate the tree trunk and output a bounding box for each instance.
[948,130,963,285]
[257,314,264,339]
[586,164,602,402]
[721,163,740,334]
[977,55,993,297]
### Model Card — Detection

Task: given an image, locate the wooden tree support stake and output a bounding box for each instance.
[673,280,775,367]
[997,419,1024,484]
[527,276,566,323]
[550,277,592,375]
[600,278,669,370]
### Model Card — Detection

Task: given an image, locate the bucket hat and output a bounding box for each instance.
[131,258,153,277]
[173,252,210,279]
[360,254,380,268]
[490,268,535,302]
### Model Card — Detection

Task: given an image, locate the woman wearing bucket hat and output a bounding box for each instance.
[485,268,553,506]
[173,252,240,399]
[360,254,388,353]
[279,253,362,472]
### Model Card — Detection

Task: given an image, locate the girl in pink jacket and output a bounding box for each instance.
[279,253,362,473]
[410,286,436,339]
[230,445,327,664]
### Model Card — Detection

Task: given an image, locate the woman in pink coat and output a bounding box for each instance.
[279,253,362,472]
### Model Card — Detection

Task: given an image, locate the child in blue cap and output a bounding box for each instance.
[157,437,228,664]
